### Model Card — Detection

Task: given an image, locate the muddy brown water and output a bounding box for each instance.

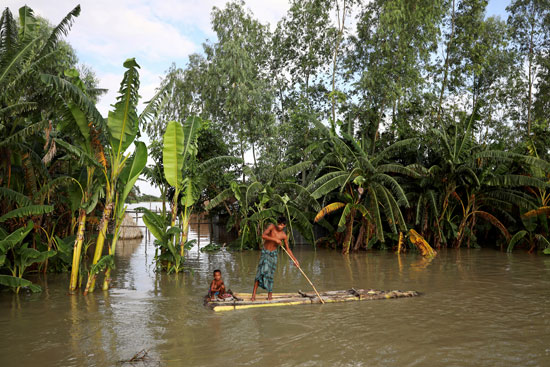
[1,209,549,366]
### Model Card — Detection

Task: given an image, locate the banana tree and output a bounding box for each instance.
[41,68,107,292]
[101,141,147,290]
[0,5,85,202]
[84,58,143,294]
[0,221,55,293]
[308,122,415,253]
[206,162,317,249]
[482,151,550,253]
[142,208,186,274]
[145,117,241,270]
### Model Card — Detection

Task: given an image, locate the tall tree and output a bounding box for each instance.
[507,0,550,137]
[349,0,445,145]
[207,0,274,179]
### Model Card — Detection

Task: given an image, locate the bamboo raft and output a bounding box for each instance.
[205,289,420,312]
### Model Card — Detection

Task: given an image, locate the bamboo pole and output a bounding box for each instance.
[280,245,325,304]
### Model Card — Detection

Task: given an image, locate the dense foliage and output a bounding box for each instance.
[1,1,550,293]
[154,0,550,255]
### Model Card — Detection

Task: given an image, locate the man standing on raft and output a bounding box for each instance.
[251,216,300,301]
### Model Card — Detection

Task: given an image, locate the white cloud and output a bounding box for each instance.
[4,0,292,115]
[151,0,291,34]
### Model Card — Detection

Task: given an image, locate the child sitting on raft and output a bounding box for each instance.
[208,269,232,300]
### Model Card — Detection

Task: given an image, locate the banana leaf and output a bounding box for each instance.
[0,275,41,292]
[163,120,185,189]
[108,58,140,156]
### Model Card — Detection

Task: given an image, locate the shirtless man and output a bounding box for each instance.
[251,216,300,301]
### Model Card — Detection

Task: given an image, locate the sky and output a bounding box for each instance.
[5,0,511,196]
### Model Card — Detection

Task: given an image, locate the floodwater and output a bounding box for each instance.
[1,208,549,366]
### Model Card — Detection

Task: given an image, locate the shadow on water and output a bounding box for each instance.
[1,205,550,366]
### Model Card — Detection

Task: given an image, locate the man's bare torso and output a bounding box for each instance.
[263,224,287,251]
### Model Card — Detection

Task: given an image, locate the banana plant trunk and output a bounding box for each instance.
[86,198,113,294]
[69,209,87,292]
[180,210,190,256]
[102,217,123,290]
[342,209,356,254]
[454,199,473,248]
[353,218,368,251]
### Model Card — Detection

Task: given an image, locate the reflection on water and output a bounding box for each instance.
[1,207,550,366]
